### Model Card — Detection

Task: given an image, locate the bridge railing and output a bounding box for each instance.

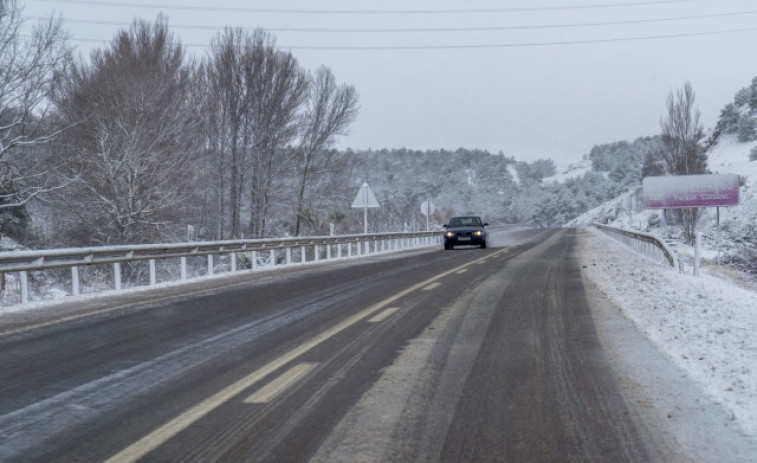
[0,231,441,305]
[592,223,678,270]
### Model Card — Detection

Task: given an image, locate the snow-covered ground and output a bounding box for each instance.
[579,226,757,440]
[544,158,593,183]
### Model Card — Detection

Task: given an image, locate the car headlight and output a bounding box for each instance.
[445,232,454,238]
[474,230,483,236]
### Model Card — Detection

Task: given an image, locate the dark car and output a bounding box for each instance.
[443,216,488,250]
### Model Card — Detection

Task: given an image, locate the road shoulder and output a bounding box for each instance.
[577,228,757,463]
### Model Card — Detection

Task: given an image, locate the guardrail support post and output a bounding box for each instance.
[149,259,156,285]
[208,255,214,276]
[347,243,352,257]
[326,244,331,260]
[271,250,276,267]
[231,253,237,273]
[20,271,29,304]
[180,257,187,280]
[252,251,258,270]
[71,267,80,296]
[314,245,320,262]
[286,248,292,266]
[301,246,306,264]
[113,263,121,290]
[337,243,342,258]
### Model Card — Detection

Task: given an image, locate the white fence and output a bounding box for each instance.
[0,231,441,306]
[592,223,678,270]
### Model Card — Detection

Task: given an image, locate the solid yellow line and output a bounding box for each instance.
[103,248,507,463]
[368,307,400,323]
[243,363,318,404]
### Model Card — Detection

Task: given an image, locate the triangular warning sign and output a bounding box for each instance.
[351,182,380,208]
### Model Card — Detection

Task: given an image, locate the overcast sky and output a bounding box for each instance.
[23,0,757,168]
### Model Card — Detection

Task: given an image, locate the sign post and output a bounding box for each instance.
[351,182,380,234]
[420,200,435,231]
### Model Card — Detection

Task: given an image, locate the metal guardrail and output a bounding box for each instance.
[0,231,441,305]
[592,223,678,269]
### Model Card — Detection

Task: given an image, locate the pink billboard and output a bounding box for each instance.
[642,174,740,209]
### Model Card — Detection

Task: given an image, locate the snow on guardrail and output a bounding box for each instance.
[592,223,678,270]
[0,231,440,306]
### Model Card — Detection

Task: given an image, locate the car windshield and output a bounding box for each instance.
[448,217,481,227]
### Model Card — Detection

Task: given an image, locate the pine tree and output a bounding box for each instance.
[717,103,740,133]
[738,117,757,142]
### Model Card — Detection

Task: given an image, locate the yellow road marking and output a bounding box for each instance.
[368,307,400,323]
[103,248,508,463]
[455,269,468,274]
[243,363,318,404]
[423,282,441,291]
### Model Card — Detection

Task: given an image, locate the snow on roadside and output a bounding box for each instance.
[577,227,757,438]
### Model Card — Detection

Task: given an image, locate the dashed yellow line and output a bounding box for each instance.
[103,247,508,463]
[423,282,441,291]
[244,363,318,404]
[368,307,400,323]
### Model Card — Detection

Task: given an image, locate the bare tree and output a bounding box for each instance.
[52,16,202,245]
[293,66,358,236]
[201,29,310,239]
[0,0,70,225]
[245,31,309,238]
[202,28,251,239]
[659,81,708,243]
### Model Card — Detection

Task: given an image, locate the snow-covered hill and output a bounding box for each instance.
[568,133,757,279]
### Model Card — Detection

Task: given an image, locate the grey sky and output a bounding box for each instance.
[23,0,757,167]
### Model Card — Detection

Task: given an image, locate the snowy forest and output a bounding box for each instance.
[2,0,756,252]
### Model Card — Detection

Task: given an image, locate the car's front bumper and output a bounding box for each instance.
[444,232,486,246]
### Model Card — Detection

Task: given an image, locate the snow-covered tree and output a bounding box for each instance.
[0,0,70,241]
[52,16,202,245]
[717,103,741,133]
[659,81,707,244]
[737,116,757,142]
[201,29,309,239]
[734,87,751,108]
[293,66,358,236]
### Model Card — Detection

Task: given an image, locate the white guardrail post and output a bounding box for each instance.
[0,231,439,306]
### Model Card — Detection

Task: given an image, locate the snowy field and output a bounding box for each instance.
[578,226,757,439]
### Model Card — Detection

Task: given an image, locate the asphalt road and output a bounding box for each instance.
[0,228,661,462]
